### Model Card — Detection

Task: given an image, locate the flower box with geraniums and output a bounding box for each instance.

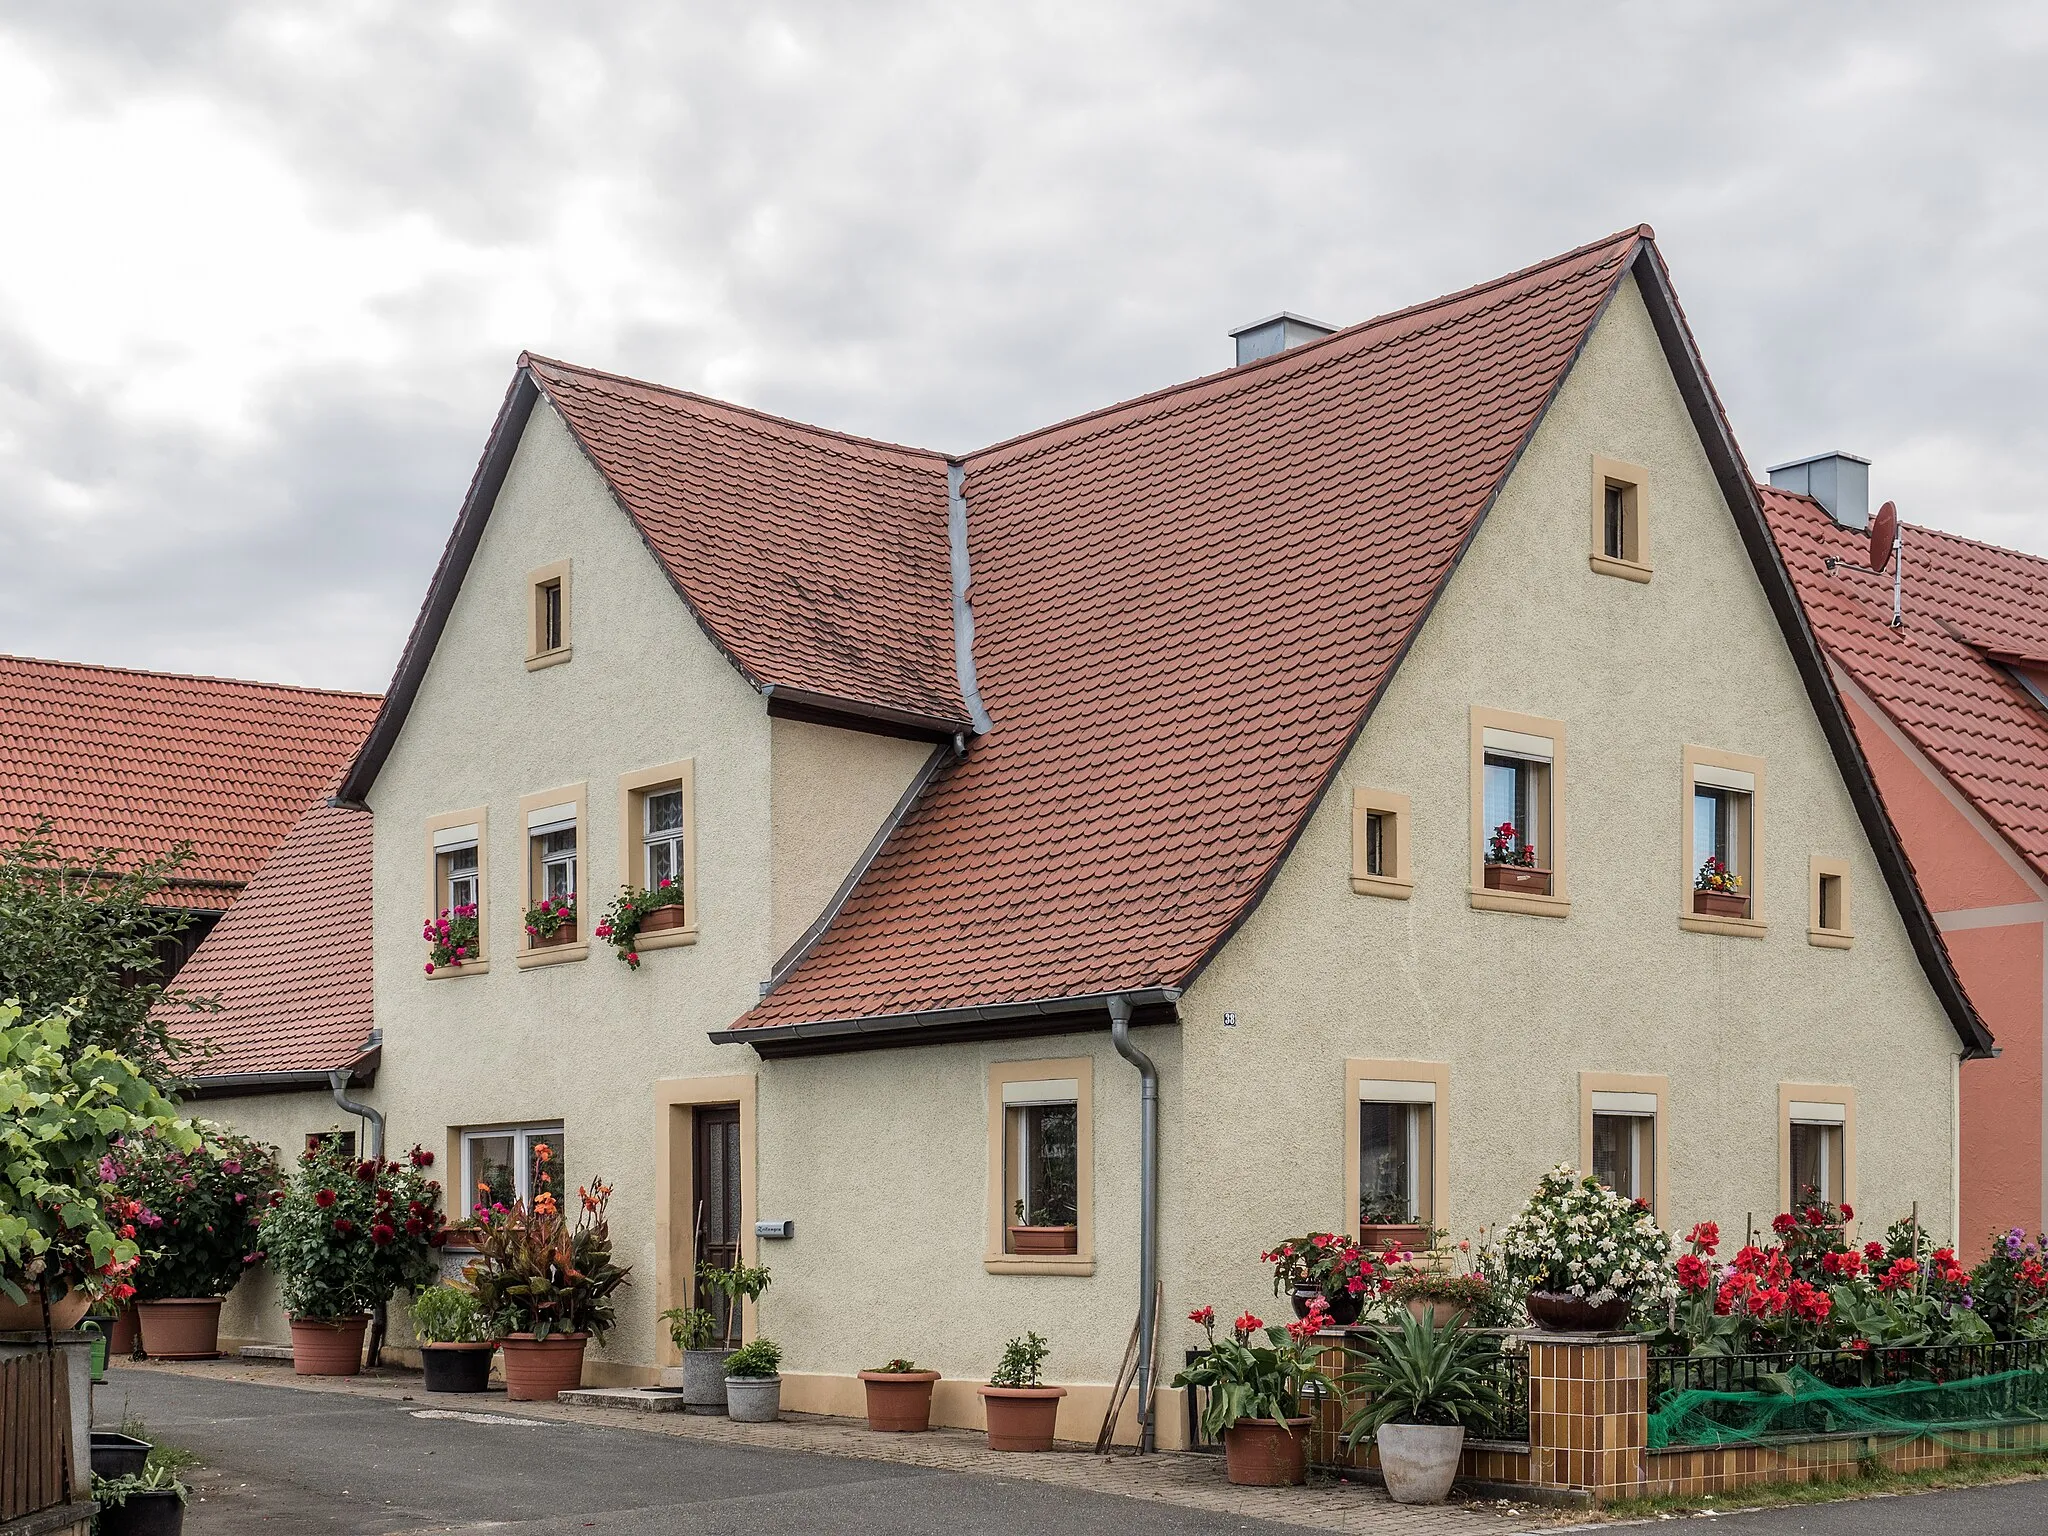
[422,903,479,975]
[105,1125,280,1360]
[1263,1231,1397,1327]
[978,1332,1065,1451]
[1342,1310,1502,1504]
[724,1337,783,1423]
[257,1140,444,1375]
[1482,821,1549,895]
[410,1282,497,1393]
[657,1304,726,1412]
[1173,1304,1339,1487]
[1357,1192,1429,1264]
[462,1166,630,1401]
[0,1005,189,1334]
[1502,1164,1674,1332]
[523,893,577,951]
[594,879,688,968]
[1693,855,1747,918]
[858,1357,942,1432]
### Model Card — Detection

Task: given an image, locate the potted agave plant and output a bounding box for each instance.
[411,1282,497,1392]
[1693,855,1747,917]
[978,1332,1065,1451]
[1173,1303,1339,1486]
[1482,820,1548,894]
[724,1337,783,1422]
[1502,1164,1674,1332]
[463,1163,630,1401]
[258,1140,445,1375]
[858,1357,942,1432]
[1342,1310,1501,1504]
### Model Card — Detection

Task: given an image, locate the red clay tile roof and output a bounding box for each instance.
[0,655,381,908]
[523,357,967,726]
[166,800,374,1078]
[1763,489,2048,883]
[735,229,1649,1029]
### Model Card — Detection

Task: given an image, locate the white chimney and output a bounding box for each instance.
[1229,312,1336,367]
[1768,452,1871,530]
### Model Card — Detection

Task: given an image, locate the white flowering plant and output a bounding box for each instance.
[1502,1164,1675,1305]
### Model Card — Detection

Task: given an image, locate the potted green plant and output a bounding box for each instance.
[1262,1231,1396,1326]
[858,1357,942,1432]
[1693,856,1747,917]
[107,1125,280,1360]
[411,1283,496,1392]
[463,1168,629,1400]
[1502,1164,1674,1331]
[594,879,688,968]
[522,893,578,949]
[1483,821,1549,894]
[1341,1310,1501,1504]
[92,1461,189,1536]
[1172,1304,1338,1486]
[257,1140,444,1375]
[724,1337,783,1422]
[1388,1269,1491,1328]
[978,1332,1064,1451]
[657,1305,727,1413]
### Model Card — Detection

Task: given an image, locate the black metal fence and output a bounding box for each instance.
[1650,1338,2048,1404]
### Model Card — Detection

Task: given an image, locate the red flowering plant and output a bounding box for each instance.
[593,880,687,970]
[104,1124,281,1301]
[1170,1300,1342,1438]
[522,893,576,943]
[1262,1231,1399,1311]
[423,904,479,975]
[255,1138,443,1321]
[1970,1229,2048,1340]
[1694,854,1742,894]
[1486,821,1536,868]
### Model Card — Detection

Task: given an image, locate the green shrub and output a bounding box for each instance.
[725,1337,782,1378]
[990,1332,1050,1388]
[411,1283,490,1344]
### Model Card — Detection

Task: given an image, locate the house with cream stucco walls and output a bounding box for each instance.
[181,227,1992,1450]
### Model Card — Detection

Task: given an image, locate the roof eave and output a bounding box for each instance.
[710,988,1182,1059]
[760,684,971,743]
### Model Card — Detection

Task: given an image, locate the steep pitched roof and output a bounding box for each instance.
[1762,489,2048,883]
[167,800,376,1084]
[0,654,379,908]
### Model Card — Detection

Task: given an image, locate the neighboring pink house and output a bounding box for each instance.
[1765,462,2048,1255]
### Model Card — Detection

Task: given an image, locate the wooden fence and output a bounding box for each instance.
[0,1348,77,1521]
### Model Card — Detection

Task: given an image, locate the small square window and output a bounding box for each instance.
[1808,856,1852,947]
[1589,457,1651,580]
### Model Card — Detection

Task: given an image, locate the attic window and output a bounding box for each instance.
[1808,856,1852,949]
[1589,456,1651,582]
[527,559,573,670]
[1350,788,1413,899]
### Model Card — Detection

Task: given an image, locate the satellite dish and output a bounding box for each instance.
[1869,501,1899,571]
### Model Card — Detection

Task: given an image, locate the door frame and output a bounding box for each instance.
[654,1075,757,1364]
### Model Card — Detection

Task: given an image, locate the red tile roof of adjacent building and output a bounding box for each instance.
[0,654,381,908]
[735,228,1649,1029]
[166,800,375,1079]
[1763,488,2048,884]
[523,357,968,727]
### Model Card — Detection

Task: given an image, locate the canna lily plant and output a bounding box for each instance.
[463,1157,630,1343]
[1171,1302,1341,1438]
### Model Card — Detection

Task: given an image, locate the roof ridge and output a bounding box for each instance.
[966,228,1646,469]
[521,353,949,465]
[0,652,381,701]
[1760,483,2048,578]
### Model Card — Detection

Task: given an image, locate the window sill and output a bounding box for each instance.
[1807,927,1854,950]
[525,646,573,672]
[1468,888,1571,919]
[426,960,490,980]
[516,942,590,969]
[984,1254,1096,1277]
[1588,553,1653,584]
[631,926,698,953]
[1350,874,1414,901]
[1679,914,1767,939]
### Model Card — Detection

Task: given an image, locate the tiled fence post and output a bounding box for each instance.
[1523,1331,1647,1502]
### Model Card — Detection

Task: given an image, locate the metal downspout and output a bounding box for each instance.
[330,1034,388,1363]
[1109,995,1159,1452]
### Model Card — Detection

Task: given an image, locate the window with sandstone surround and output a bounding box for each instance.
[986,1058,1093,1276]
[1681,746,1766,937]
[1779,1085,1856,1221]
[1580,1072,1668,1219]
[1589,455,1651,582]
[424,808,489,976]
[1808,855,1853,949]
[1345,1060,1449,1256]
[617,760,698,952]
[526,558,572,670]
[1350,787,1413,899]
[517,784,588,967]
[1469,707,1569,917]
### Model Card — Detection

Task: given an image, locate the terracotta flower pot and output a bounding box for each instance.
[1224,1417,1312,1486]
[0,1287,91,1334]
[1483,863,1551,895]
[421,1341,496,1393]
[1360,1223,1429,1259]
[1006,1224,1078,1256]
[639,903,688,934]
[859,1369,941,1431]
[532,921,578,949]
[1404,1298,1471,1329]
[979,1384,1066,1451]
[108,1301,140,1356]
[136,1297,223,1359]
[291,1315,368,1375]
[501,1332,587,1400]
[1692,889,1748,918]
[1289,1282,1362,1326]
[1526,1290,1631,1333]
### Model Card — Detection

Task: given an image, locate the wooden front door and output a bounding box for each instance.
[692,1105,742,1342]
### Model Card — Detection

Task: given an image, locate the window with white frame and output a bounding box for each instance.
[526,801,578,909]
[644,788,685,888]
[1692,766,1753,912]
[1789,1102,1847,1207]
[432,823,480,913]
[1591,1091,1657,1207]
[1482,727,1553,877]
[462,1124,566,1216]
[1358,1079,1434,1234]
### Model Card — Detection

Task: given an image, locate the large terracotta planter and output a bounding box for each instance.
[501,1332,587,1400]
[291,1315,368,1375]
[1483,863,1551,895]
[0,1288,91,1334]
[421,1341,496,1393]
[1692,889,1748,918]
[1289,1283,1363,1326]
[108,1301,140,1356]
[1006,1224,1078,1256]
[979,1384,1066,1451]
[1526,1290,1631,1333]
[1405,1298,1472,1329]
[136,1297,223,1359]
[1378,1422,1465,1503]
[532,921,578,949]
[859,1369,941,1431]
[1224,1417,1312,1486]
[639,904,688,934]
[1360,1222,1429,1259]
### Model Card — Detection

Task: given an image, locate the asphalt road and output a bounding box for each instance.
[1702,1478,2048,1534]
[97,1368,1331,1535]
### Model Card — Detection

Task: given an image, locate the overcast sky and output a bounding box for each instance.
[2,3,2044,692]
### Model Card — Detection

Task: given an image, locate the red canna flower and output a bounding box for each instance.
[1188,1305,1215,1328]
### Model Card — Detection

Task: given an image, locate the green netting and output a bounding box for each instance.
[1649,1365,2048,1450]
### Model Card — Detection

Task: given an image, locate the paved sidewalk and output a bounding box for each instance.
[104,1356,1555,1533]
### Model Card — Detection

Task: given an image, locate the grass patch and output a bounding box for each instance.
[1594,1449,2048,1520]
[117,1414,202,1477]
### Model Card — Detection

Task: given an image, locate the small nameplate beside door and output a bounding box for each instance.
[754,1219,795,1240]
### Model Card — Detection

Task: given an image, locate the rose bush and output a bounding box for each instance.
[1502,1164,1675,1306]
[257,1140,443,1320]
[105,1125,280,1300]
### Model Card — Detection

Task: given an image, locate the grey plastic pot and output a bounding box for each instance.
[681,1348,729,1414]
[1376,1422,1464,1504]
[725,1374,781,1423]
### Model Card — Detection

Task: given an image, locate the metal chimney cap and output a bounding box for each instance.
[1765,450,1871,472]
[1767,451,1873,531]
[1230,311,1338,367]
[1227,310,1338,340]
